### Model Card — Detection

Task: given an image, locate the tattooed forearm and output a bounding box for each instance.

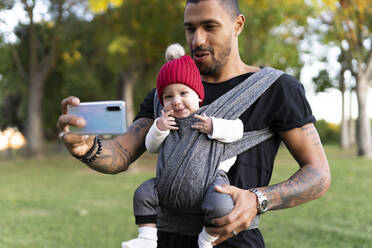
[265,123,331,210]
[85,118,153,174]
[113,140,132,167]
[262,165,328,210]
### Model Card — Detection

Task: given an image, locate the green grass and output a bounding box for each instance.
[0,146,371,247]
[260,145,372,248]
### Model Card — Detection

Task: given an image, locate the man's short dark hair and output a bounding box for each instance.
[186,0,240,19]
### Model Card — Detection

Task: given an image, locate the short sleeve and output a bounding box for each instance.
[133,88,156,122]
[238,73,316,132]
[269,74,316,131]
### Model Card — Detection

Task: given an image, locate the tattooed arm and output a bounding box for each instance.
[57,96,154,174]
[261,123,331,209]
[85,118,154,174]
[209,123,331,245]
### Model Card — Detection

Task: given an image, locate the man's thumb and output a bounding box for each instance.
[214,184,234,195]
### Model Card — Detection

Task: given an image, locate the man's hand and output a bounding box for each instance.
[57,96,96,156]
[191,113,213,134]
[206,184,258,246]
[156,109,179,131]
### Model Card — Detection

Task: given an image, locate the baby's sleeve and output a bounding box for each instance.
[145,118,170,153]
[208,117,243,143]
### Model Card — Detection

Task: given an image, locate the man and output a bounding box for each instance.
[57,0,331,247]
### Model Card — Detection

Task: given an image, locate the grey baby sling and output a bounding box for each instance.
[154,67,284,214]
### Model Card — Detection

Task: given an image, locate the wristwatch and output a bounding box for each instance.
[249,188,269,215]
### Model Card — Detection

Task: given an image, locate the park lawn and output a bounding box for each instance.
[0,145,371,248]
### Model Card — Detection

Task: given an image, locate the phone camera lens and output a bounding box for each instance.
[107,106,121,111]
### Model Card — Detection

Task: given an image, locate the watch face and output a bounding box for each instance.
[260,200,269,212]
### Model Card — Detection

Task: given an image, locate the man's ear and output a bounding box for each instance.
[234,14,245,36]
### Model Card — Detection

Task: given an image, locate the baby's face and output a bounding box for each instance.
[162,83,201,119]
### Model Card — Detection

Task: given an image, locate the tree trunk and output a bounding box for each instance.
[19,0,60,156]
[120,72,136,126]
[348,90,355,146]
[355,73,372,157]
[26,75,45,156]
[340,88,350,149]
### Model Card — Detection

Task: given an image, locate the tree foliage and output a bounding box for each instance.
[0,0,14,9]
[315,119,340,144]
[239,0,313,77]
[0,0,315,154]
[312,0,372,156]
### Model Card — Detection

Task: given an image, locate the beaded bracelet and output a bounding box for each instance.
[73,136,102,164]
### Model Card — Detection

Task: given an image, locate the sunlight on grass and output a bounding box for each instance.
[0,147,371,247]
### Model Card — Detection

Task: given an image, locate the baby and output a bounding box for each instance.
[122,44,243,248]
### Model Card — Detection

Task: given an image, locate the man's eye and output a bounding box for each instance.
[185,27,195,32]
[205,25,217,30]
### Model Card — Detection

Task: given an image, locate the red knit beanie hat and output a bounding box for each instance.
[157,44,204,106]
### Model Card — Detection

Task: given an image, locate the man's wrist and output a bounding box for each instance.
[249,188,269,215]
[73,136,102,163]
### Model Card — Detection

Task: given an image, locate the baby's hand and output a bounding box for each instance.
[156,109,179,131]
[192,113,213,134]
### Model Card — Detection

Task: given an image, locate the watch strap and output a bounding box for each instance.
[249,188,269,215]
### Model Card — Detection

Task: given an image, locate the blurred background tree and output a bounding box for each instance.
[0,0,371,157]
[312,0,372,157]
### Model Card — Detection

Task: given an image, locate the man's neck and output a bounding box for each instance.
[201,59,260,84]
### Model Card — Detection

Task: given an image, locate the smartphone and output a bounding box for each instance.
[67,101,127,135]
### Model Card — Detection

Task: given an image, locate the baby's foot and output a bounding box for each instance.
[198,227,218,248]
[121,237,157,248]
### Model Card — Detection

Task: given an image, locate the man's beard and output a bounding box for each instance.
[192,42,231,76]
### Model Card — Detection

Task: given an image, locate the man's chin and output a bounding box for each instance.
[195,63,212,75]
[198,66,219,76]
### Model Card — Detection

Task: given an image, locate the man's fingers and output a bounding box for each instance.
[63,133,89,145]
[207,218,240,238]
[64,134,95,156]
[212,233,233,246]
[214,184,235,196]
[209,185,241,227]
[57,114,87,131]
[61,96,80,115]
[211,208,240,228]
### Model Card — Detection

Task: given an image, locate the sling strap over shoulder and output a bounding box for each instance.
[154,67,284,213]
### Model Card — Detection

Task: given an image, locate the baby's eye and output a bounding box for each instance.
[163,95,172,99]
[180,91,188,96]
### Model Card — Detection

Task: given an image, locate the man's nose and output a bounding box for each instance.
[192,29,206,48]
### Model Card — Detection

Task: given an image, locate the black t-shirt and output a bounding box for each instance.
[134,71,315,247]
[135,72,315,188]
